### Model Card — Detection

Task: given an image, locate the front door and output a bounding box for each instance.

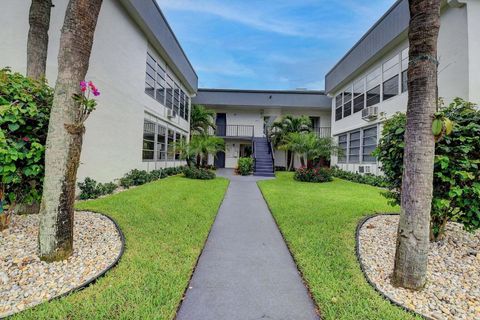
[215,151,226,168]
[216,113,226,136]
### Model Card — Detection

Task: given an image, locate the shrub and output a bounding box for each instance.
[148,169,167,180]
[294,167,333,183]
[0,68,53,229]
[77,177,117,200]
[375,98,480,240]
[119,169,153,188]
[330,167,388,188]
[164,166,185,176]
[184,166,215,180]
[236,157,253,176]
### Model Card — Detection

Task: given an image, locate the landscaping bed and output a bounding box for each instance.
[358,214,480,320]
[0,212,123,318]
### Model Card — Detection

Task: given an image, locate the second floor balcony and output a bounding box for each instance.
[209,125,255,138]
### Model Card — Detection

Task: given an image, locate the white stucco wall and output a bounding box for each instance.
[0,0,191,182]
[329,3,472,174]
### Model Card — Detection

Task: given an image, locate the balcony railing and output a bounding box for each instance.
[313,127,331,138]
[210,125,255,138]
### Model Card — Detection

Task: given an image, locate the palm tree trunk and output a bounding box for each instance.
[27,0,52,80]
[39,0,103,262]
[392,0,440,290]
[300,156,306,167]
[196,154,201,168]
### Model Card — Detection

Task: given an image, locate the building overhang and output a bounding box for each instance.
[119,0,198,94]
[193,89,332,110]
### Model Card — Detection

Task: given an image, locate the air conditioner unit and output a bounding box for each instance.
[362,106,378,121]
[358,165,371,174]
[167,109,174,118]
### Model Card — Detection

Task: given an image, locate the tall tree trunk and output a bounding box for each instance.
[27,0,52,80]
[39,0,103,262]
[392,0,440,290]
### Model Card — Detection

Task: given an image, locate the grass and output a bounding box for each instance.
[258,172,419,320]
[14,176,229,320]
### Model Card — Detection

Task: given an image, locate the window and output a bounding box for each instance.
[348,131,361,163]
[157,125,167,160]
[167,129,175,160]
[335,94,343,121]
[353,78,365,113]
[175,132,181,160]
[173,84,180,115]
[142,120,155,160]
[185,96,190,120]
[366,85,380,107]
[401,47,409,93]
[180,91,185,119]
[382,55,400,101]
[401,70,408,93]
[383,75,399,101]
[145,53,166,104]
[166,75,174,110]
[338,134,347,163]
[343,87,352,117]
[362,127,378,162]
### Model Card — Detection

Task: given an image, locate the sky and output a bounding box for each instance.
[156,0,396,91]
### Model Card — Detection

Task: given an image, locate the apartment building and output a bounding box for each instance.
[193,89,331,173]
[0,0,197,182]
[326,0,480,175]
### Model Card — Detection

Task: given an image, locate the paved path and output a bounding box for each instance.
[176,170,319,320]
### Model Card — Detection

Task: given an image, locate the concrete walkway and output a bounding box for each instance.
[176,170,319,320]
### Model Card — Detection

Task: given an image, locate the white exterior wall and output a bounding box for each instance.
[466,0,480,104]
[0,0,191,182]
[330,3,473,174]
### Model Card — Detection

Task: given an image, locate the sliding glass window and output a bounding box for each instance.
[348,131,361,163]
[353,78,365,113]
[362,127,378,162]
[335,94,343,121]
[142,120,156,160]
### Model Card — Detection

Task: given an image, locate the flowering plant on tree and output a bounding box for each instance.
[73,81,101,124]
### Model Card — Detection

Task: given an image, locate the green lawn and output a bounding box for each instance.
[258,172,419,320]
[15,176,229,320]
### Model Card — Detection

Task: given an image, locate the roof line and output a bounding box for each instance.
[151,0,198,78]
[325,0,405,77]
[198,88,327,95]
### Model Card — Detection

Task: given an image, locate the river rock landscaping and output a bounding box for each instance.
[358,214,480,320]
[0,211,122,318]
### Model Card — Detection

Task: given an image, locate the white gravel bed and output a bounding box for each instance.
[358,215,480,320]
[0,211,122,317]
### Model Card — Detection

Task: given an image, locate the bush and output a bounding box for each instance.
[294,167,333,183]
[375,98,480,240]
[119,166,186,188]
[330,167,388,188]
[236,157,253,176]
[0,68,53,228]
[184,166,215,180]
[77,177,117,200]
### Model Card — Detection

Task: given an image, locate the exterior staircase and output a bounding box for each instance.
[253,137,275,177]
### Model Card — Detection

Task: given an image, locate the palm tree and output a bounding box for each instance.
[269,115,312,170]
[280,132,340,168]
[190,104,216,136]
[185,135,225,168]
[392,0,441,290]
[27,0,53,80]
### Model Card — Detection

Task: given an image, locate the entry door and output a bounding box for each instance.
[216,113,226,136]
[215,151,226,168]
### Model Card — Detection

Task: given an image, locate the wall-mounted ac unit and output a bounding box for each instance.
[362,106,378,121]
[167,109,174,118]
[358,165,371,174]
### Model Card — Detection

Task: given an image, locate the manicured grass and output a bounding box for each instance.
[14,176,229,320]
[258,172,419,320]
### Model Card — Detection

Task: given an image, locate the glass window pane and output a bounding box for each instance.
[366,67,381,90]
[362,126,378,162]
[335,107,343,121]
[366,85,380,107]
[338,134,347,162]
[383,75,399,101]
[353,94,364,113]
[335,94,342,107]
[401,70,408,93]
